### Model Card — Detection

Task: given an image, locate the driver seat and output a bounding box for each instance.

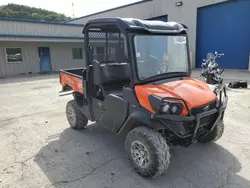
[92,60,130,98]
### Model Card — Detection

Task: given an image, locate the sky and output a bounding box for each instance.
[0,0,139,18]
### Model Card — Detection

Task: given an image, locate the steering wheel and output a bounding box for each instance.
[158,63,168,74]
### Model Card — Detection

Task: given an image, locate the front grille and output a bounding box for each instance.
[199,113,217,127]
[191,100,216,115]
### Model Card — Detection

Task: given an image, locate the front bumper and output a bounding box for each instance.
[152,84,228,142]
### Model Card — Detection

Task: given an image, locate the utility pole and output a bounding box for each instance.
[72,2,75,18]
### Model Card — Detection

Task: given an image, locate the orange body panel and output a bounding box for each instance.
[135,77,217,116]
[60,72,83,94]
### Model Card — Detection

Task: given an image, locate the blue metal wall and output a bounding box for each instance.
[196,0,250,69]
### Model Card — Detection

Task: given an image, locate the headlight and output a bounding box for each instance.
[171,105,178,113]
[149,95,183,115]
[162,103,170,113]
[160,101,183,115]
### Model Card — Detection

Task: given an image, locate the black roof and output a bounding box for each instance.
[84,18,188,34]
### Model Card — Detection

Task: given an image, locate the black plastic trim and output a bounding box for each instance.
[123,87,140,107]
[73,92,84,107]
[117,110,165,134]
[148,95,162,112]
[160,120,193,139]
[153,114,196,122]
[98,94,129,132]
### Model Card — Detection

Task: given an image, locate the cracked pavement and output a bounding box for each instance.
[0,74,250,188]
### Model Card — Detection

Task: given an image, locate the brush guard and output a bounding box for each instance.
[152,84,228,143]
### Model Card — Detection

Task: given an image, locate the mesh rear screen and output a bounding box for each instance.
[87,31,128,64]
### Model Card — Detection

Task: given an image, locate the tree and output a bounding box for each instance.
[0,3,71,22]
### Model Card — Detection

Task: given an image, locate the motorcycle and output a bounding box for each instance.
[201,51,224,85]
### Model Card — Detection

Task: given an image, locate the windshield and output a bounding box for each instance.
[134,35,189,80]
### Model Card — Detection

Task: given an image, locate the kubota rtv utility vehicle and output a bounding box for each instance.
[59,18,228,178]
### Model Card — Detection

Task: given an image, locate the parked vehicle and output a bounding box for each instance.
[59,18,228,178]
[201,51,224,84]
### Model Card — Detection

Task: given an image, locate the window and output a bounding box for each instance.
[6,48,23,63]
[134,35,188,80]
[72,48,83,59]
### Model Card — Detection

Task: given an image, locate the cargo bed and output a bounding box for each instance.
[60,68,85,93]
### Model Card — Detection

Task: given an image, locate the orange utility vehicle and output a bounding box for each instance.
[60,18,228,178]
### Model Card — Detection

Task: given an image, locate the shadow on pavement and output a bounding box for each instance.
[35,123,250,188]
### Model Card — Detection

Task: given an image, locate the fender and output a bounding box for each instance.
[73,92,84,107]
[117,110,166,134]
[73,92,93,121]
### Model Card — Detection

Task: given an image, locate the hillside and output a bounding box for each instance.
[0,3,71,22]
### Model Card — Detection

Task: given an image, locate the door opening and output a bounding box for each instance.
[38,47,51,73]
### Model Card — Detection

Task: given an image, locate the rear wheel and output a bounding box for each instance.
[125,127,171,178]
[66,100,88,129]
[198,120,224,143]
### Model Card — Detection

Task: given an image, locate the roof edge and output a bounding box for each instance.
[66,0,153,23]
[0,17,85,26]
[0,34,84,39]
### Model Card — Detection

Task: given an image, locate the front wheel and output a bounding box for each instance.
[198,121,224,143]
[125,127,171,178]
[66,100,88,129]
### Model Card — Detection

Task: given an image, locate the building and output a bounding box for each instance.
[1,0,249,77]
[67,0,250,70]
[0,18,85,77]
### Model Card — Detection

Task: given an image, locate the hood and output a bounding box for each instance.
[135,78,217,113]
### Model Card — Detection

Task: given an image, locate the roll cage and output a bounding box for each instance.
[82,18,191,86]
